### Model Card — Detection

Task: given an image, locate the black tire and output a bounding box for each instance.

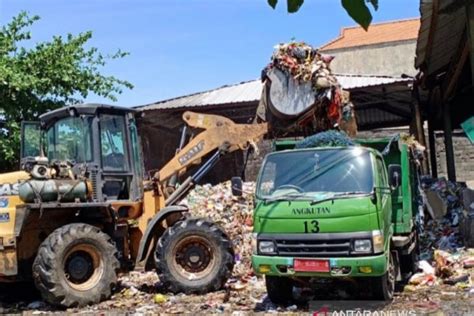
[265,276,294,305]
[32,223,119,307]
[155,217,234,294]
[373,251,396,301]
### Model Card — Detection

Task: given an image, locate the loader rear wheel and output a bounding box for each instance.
[32,223,119,307]
[155,218,234,294]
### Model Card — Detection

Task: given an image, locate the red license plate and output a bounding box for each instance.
[294,259,330,272]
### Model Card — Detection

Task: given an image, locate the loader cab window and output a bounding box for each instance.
[46,116,93,163]
[100,115,127,171]
[21,122,41,158]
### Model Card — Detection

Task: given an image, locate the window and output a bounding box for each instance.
[21,122,41,158]
[376,157,388,187]
[100,115,127,171]
[129,119,143,178]
[47,116,93,162]
[256,148,374,198]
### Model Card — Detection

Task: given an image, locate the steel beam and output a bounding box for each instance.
[467,0,474,84]
[443,102,456,182]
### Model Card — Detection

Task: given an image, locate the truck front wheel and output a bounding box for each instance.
[155,218,234,294]
[373,251,396,300]
[32,223,119,307]
[265,276,294,305]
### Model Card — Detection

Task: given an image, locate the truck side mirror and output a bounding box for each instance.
[388,164,402,189]
[231,176,243,196]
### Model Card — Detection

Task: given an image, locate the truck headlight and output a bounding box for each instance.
[372,230,384,253]
[251,233,258,254]
[354,239,372,252]
[258,241,276,254]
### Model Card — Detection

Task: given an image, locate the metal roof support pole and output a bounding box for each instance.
[443,101,456,182]
[466,0,474,84]
[412,81,429,174]
[428,112,437,178]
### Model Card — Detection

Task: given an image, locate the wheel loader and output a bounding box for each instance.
[0,103,267,307]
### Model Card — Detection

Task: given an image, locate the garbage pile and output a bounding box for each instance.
[256,41,357,137]
[422,177,464,220]
[180,181,256,282]
[267,42,338,88]
[295,130,355,148]
[407,177,474,293]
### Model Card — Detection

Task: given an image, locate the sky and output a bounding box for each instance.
[0,0,419,107]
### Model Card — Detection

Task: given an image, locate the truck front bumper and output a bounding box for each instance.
[252,253,388,277]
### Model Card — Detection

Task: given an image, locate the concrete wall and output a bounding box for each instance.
[434,131,474,184]
[321,40,417,77]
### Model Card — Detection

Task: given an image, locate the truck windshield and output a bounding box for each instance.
[256,148,374,199]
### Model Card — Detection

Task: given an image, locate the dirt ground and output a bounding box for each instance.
[1,272,473,315]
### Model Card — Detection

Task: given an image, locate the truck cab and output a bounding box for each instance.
[252,137,419,302]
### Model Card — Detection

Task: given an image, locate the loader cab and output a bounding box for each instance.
[21,104,144,203]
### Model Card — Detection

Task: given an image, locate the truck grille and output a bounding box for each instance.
[275,238,352,257]
[257,232,374,257]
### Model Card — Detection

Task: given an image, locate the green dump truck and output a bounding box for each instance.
[251,137,420,302]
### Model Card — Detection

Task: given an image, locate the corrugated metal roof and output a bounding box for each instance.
[415,0,466,75]
[138,75,412,111]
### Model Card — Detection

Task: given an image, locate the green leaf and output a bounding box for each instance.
[287,0,304,13]
[268,0,278,9]
[367,0,378,10]
[341,0,373,30]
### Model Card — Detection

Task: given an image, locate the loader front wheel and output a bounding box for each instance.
[32,223,119,307]
[155,218,234,294]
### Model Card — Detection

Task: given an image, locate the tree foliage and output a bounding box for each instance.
[267,0,379,30]
[0,12,133,172]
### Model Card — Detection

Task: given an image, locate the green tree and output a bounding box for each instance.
[0,12,133,172]
[267,0,379,30]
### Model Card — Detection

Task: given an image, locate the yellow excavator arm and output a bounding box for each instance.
[155,111,268,183]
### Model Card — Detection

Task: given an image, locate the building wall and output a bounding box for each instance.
[321,40,417,77]
[434,131,474,184]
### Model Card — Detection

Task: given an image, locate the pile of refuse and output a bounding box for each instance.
[267,42,338,89]
[295,130,355,148]
[407,177,474,294]
[257,41,357,137]
[180,181,256,283]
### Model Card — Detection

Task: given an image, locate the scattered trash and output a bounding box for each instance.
[418,260,435,275]
[27,301,45,310]
[181,181,256,279]
[2,179,473,314]
[405,176,474,299]
[153,294,167,304]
